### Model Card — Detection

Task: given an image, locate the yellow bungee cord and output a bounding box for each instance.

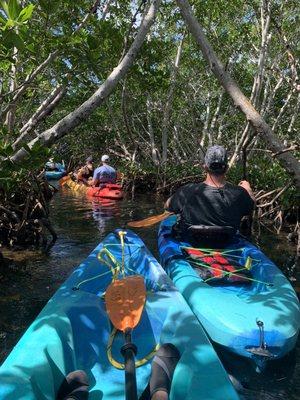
[74,232,161,369]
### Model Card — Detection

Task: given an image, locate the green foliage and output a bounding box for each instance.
[0,0,35,58]
[0,139,50,193]
[0,0,298,213]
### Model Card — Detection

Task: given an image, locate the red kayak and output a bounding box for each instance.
[86,183,123,200]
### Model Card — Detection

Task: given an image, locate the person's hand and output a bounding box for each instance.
[238,180,251,191]
[239,180,256,202]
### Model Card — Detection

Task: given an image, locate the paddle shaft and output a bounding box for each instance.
[127,211,173,228]
[121,329,138,400]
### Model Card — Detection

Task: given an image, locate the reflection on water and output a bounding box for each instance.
[0,187,299,399]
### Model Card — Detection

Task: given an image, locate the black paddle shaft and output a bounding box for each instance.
[121,329,138,400]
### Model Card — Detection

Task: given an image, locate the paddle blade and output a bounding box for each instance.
[105,275,146,332]
[127,211,173,228]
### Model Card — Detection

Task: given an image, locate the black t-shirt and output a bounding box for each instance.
[167,182,254,230]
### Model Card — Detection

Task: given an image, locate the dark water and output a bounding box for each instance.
[0,186,299,399]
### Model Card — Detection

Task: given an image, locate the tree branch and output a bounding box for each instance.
[176,0,300,189]
[9,0,162,164]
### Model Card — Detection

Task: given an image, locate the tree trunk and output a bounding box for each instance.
[230,0,271,168]
[9,0,162,164]
[161,35,184,164]
[176,0,300,189]
[146,95,160,166]
[4,46,18,133]
[12,85,66,150]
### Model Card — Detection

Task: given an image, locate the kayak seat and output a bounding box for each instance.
[188,225,236,246]
[188,225,236,237]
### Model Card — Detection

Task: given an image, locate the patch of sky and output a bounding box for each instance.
[62,58,73,70]
[50,26,64,36]
[0,9,6,20]
[242,10,256,24]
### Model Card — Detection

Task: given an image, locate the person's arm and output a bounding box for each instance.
[238,180,256,203]
[164,197,172,210]
[164,185,189,213]
[77,167,85,182]
[89,168,99,186]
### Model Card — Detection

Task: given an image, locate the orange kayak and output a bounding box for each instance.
[86,184,123,199]
[60,177,124,200]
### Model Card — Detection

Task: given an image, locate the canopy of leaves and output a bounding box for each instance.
[0,0,299,204]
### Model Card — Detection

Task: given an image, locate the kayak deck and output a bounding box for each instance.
[0,229,238,400]
[158,216,300,368]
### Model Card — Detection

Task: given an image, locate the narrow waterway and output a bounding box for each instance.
[0,186,299,399]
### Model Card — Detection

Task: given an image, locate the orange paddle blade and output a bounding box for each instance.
[105,275,146,332]
[127,211,173,228]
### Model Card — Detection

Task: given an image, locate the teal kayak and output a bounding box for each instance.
[158,216,300,371]
[45,163,66,180]
[0,229,239,400]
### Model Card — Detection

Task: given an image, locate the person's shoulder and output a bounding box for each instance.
[184,182,197,189]
[94,166,103,174]
[178,182,197,191]
[225,182,243,191]
[226,182,253,199]
[172,182,198,197]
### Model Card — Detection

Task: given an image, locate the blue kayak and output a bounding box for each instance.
[45,162,66,180]
[158,216,300,371]
[0,229,239,400]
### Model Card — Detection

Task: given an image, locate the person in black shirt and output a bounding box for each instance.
[165,145,255,246]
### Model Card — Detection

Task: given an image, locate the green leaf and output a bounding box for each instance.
[38,0,48,11]
[0,0,9,17]
[0,13,7,25]
[18,3,34,22]
[8,0,21,20]
[4,18,16,28]
[0,144,13,157]
[38,0,59,15]
[26,42,34,52]
[87,34,99,50]
[3,30,25,50]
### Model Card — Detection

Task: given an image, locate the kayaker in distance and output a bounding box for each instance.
[89,154,117,187]
[56,344,180,400]
[164,145,256,246]
[75,156,94,184]
[45,157,59,171]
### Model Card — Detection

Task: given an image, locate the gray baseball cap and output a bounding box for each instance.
[204,145,228,173]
